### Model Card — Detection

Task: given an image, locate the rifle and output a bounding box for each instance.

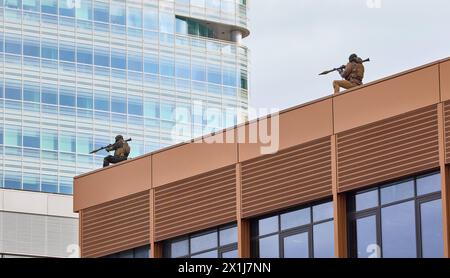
[319,58,370,76]
[89,138,132,154]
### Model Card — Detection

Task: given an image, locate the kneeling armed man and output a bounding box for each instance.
[333,53,365,94]
[103,135,130,167]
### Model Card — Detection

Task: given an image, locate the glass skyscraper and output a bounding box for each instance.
[0,0,249,257]
[0,0,249,195]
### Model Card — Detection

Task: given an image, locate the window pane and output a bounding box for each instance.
[41,129,58,150]
[171,239,188,258]
[59,133,76,152]
[381,180,414,205]
[381,201,416,258]
[23,81,40,102]
[190,231,217,254]
[356,215,378,258]
[127,7,142,28]
[221,249,238,258]
[421,199,444,258]
[134,246,149,258]
[259,235,279,258]
[23,173,40,191]
[283,232,309,258]
[94,1,109,22]
[23,128,40,148]
[59,0,74,17]
[191,250,217,258]
[5,172,22,190]
[355,189,379,211]
[143,8,158,30]
[258,216,278,236]
[281,208,310,230]
[41,0,57,14]
[77,134,92,154]
[110,2,125,25]
[219,226,237,246]
[313,201,333,222]
[417,173,441,196]
[159,12,174,33]
[41,175,57,193]
[313,221,334,258]
[5,126,22,146]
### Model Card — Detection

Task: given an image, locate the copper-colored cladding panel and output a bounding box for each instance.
[154,166,236,242]
[444,101,450,163]
[337,105,439,193]
[74,156,151,211]
[81,191,150,258]
[152,130,237,187]
[333,65,440,134]
[241,137,332,218]
[238,99,333,162]
[441,60,450,101]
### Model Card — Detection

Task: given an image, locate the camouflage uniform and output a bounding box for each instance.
[103,136,130,167]
[333,56,365,94]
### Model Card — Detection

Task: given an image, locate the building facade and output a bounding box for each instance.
[74,57,450,258]
[0,0,250,257]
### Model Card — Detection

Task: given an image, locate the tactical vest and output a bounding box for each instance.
[114,141,130,158]
[349,62,365,85]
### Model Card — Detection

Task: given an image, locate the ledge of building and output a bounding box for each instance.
[73,55,450,212]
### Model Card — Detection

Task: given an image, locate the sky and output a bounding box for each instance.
[244,0,450,113]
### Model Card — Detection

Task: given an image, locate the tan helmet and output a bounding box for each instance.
[115,135,124,142]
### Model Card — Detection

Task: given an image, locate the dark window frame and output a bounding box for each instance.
[347,171,442,258]
[163,223,238,258]
[250,198,334,258]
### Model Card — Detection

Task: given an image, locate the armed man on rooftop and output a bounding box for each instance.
[332,53,365,94]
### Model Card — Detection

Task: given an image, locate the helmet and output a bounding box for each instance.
[115,135,124,142]
[349,53,358,62]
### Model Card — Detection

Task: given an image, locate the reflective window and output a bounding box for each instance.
[94,1,108,22]
[159,12,174,34]
[59,86,75,107]
[128,97,143,116]
[77,45,93,65]
[252,201,334,258]
[349,172,443,258]
[356,216,378,258]
[94,47,110,67]
[58,0,74,17]
[59,43,75,62]
[417,173,441,196]
[111,95,126,114]
[23,82,40,103]
[144,54,158,74]
[23,37,40,57]
[59,132,76,152]
[382,201,416,258]
[5,35,21,54]
[23,173,40,191]
[127,7,142,28]
[143,7,158,30]
[23,0,40,11]
[77,89,93,109]
[41,174,57,193]
[380,180,414,205]
[103,245,150,259]
[283,232,308,258]
[164,224,237,258]
[77,0,92,20]
[420,199,444,258]
[259,235,279,258]
[41,84,58,104]
[41,39,58,60]
[5,80,22,100]
[5,126,22,146]
[355,189,378,212]
[23,128,40,148]
[110,2,125,25]
[5,0,21,9]
[5,172,22,190]
[41,129,58,150]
